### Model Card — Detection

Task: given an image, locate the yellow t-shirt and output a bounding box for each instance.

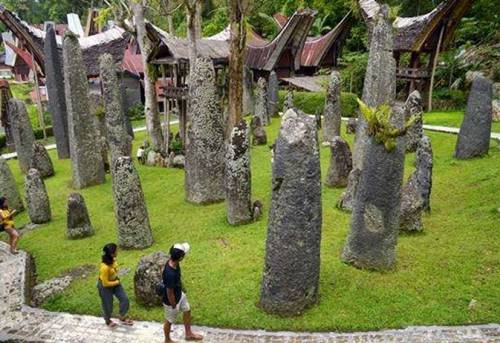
[0,209,14,229]
[99,260,120,287]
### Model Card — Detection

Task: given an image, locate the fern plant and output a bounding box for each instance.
[357,99,416,152]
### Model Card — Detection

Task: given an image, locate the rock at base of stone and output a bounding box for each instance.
[25,169,51,224]
[30,142,55,178]
[145,150,165,167]
[337,169,361,211]
[455,74,493,159]
[134,251,169,306]
[260,109,321,316]
[66,193,94,239]
[112,157,153,249]
[172,155,185,168]
[0,157,24,212]
[325,136,352,188]
[346,118,357,135]
[399,172,424,232]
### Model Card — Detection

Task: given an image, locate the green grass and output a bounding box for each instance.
[3,119,500,332]
[424,110,500,133]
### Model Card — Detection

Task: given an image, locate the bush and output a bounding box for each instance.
[0,134,6,149]
[432,89,467,110]
[127,102,145,121]
[278,91,359,117]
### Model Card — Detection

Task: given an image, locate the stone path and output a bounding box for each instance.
[1,243,499,342]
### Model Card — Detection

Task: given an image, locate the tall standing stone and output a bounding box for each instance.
[415,135,433,212]
[283,90,294,113]
[25,168,51,224]
[44,24,70,159]
[255,77,269,126]
[267,71,279,117]
[243,66,254,116]
[226,120,253,225]
[323,71,342,142]
[63,32,105,189]
[405,91,423,153]
[455,74,493,159]
[66,193,94,239]
[339,5,396,211]
[112,156,153,249]
[325,136,352,188]
[0,157,24,212]
[8,99,35,174]
[100,53,132,163]
[185,58,225,204]
[30,142,54,178]
[260,109,321,316]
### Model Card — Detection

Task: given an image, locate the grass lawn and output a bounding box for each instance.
[2,118,500,332]
[424,110,500,133]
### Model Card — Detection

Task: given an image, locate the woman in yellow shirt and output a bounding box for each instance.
[0,197,19,254]
[97,243,133,327]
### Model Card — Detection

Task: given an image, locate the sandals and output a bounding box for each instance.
[106,320,117,328]
[10,249,19,255]
[120,317,134,326]
[185,333,203,341]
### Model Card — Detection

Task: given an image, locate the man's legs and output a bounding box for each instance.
[5,227,19,253]
[164,320,176,343]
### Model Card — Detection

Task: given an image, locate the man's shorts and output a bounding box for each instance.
[163,292,190,324]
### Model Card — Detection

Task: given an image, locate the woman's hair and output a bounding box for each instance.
[0,197,7,210]
[102,243,117,265]
[169,246,185,261]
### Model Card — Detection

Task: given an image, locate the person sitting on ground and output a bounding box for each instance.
[163,243,203,343]
[97,243,133,328]
[0,197,19,254]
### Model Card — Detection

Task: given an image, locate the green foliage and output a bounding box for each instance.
[278,91,359,117]
[127,102,145,121]
[339,52,368,96]
[202,7,228,37]
[432,89,467,109]
[357,99,416,151]
[169,134,183,154]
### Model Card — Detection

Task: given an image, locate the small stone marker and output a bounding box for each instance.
[30,142,54,178]
[66,193,94,239]
[0,157,24,212]
[260,109,321,316]
[404,91,423,153]
[134,251,169,306]
[415,135,433,211]
[112,156,153,249]
[325,136,352,188]
[25,168,51,224]
[455,74,493,159]
[346,118,357,134]
[283,90,294,113]
[323,71,341,142]
[399,172,424,232]
[250,116,267,146]
[267,71,279,117]
[255,77,270,126]
[8,99,35,174]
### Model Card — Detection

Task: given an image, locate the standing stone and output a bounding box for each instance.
[455,74,493,159]
[325,136,352,188]
[415,135,433,212]
[243,65,254,116]
[185,58,225,204]
[134,251,169,306]
[25,169,51,224]
[283,90,294,113]
[29,142,54,178]
[100,53,133,163]
[260,109,321,316]
[315,109,322,130]
[337,169,361,211]
[267,71,279,117]
[226,120,253,225]
[44,24,70,159]
[399,172,424,232]
[8,99,35,174]
[405,91,423,153]
[112,157,153,249]
[346,118,357,134]
[66,193,94,239]
[250,116,267,146]
[323,71,341,142]
[493,83,500,122]
[63,32,105,189]
[255,77,269,126]
[0,157,24,212]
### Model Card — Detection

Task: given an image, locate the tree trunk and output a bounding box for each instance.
[131,0,165,154]
[167,15,174,34]
[186,4,198,69]
[195,0,203,39]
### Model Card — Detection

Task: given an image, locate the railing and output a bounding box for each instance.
[396,67,430,80]
[162,86,189,99]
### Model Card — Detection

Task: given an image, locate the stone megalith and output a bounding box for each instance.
[405,91,423,153]
[112,157,153,249]
[243,65,254,116]
[399,172,424,232]
[323,71,342,142]
[185,58,225,204]
[134,251,169,306]
[267,71,279,117]
[455,74,493,159]
[30,142,54,178]
[0,157,24,212]
[8,99,35,174]
[251,116,267,146]
[63,32,105,189]
[100,53,132,163]
[346,117,357,134]
[260,109,322,316]
[255,77,270,126]
[44,24,70,159]
[226,120,253,225]
[325,136,352,188]
[337,168,361,211]
[66,193,94,239]
[283,90,294,113]
[415,135,433,212]
[25,168,51,224]
[315,109,322,130]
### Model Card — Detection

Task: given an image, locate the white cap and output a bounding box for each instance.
[173,242,190,254]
